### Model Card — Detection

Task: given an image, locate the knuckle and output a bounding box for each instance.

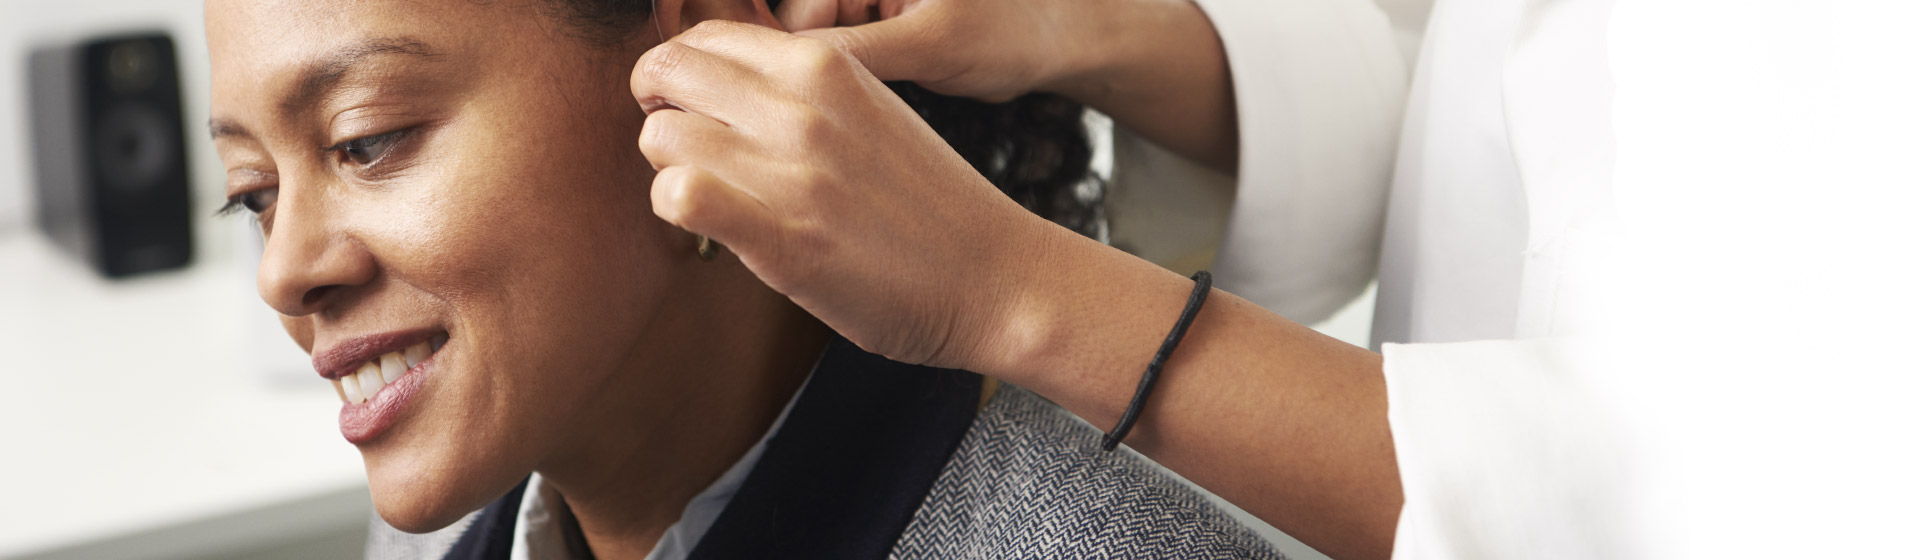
[793,40,848,78]
[637,114,675,155]
[679,21,717,43]
[638,41,693,84]
[687,19,743,37]
[649,111,701,146]
[651,167,699,216]
[683,176,721,215]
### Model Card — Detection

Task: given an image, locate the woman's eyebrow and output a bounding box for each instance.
[280,37,442,116]
[209,118,251,141]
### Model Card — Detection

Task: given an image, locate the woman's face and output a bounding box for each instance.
[208,0,697,531]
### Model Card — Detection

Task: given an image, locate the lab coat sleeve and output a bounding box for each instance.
[1384,338,1667,560]
[1192,0,1409,324]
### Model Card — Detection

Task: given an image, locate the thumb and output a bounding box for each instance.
[796,17,938,82]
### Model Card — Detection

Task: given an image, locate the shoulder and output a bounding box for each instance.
[892,385,1288,559]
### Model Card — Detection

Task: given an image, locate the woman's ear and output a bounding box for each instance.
[650,0,685,40]
[669,0,787,36]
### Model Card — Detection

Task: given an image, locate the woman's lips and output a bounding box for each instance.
[337,333,448,444]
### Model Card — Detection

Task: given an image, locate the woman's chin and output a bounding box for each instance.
[374,499,475,535]
[365,455,524,534]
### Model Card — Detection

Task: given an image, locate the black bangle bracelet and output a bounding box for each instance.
[1102,270,1213,452]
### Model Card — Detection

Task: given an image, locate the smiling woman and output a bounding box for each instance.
[204,0,1282,559]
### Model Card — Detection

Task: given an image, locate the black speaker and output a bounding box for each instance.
[29,33,193,278]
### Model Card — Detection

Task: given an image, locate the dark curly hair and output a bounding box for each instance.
[547,0,1104,237]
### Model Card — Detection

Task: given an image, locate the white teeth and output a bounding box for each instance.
[330,337,442,404]
[380,352,406,384]
[403,343,429,368]
[341,373,366,404]
[357,362,385,400]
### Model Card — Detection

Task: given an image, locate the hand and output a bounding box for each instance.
[631,25,1403,560]
[630,20,1069,369]
[777,0,1240,171]
[773,0,1100,102]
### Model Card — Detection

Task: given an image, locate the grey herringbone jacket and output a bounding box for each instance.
[369,339,1285,560]
[889,386,1285,559]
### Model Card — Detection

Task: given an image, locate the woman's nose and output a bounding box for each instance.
[256,200,376,318]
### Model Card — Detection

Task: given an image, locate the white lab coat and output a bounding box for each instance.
[1108,0,1674,557]
[1105,0,1920,553]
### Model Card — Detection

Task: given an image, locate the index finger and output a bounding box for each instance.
[629,34,779,129]
[775,0,854,31]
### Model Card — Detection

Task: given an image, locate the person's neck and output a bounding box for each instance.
[536,274,830,560]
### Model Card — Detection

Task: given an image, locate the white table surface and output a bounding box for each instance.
[0,230,369,559]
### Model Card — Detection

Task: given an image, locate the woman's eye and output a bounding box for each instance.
[333,129,409,167]
[243,188,279,213]
[219,187,279,217]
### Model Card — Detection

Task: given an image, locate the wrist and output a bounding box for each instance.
[1039,0,1189,100]
[1042,0,1240,172]
[1035,0,1132,101]
[968,217,1198,422]
[958,212,1072,387]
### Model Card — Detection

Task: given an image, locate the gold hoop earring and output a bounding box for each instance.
[695,235,720,261]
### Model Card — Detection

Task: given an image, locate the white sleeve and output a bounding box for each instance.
[1189,0,1409,324]
[1383,338,1676,560]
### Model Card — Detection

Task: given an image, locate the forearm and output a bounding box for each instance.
[1046,0,1239,173]
[978,226,1402,560]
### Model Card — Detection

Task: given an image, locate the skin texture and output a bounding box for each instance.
[633,15,1402,560]
[207,1,822,557]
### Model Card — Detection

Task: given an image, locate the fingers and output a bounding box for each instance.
[669,19,804,56]
[638,108,737,171]
[835,0,877,28]
[794,15,936,82]
[774,0,831,30]
[777,0,860,30]
[650,165,778,258]
[630,30,781,127]
[640,106,776,258]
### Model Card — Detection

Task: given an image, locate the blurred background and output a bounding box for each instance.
[0,1,1379,558]
[1,1,373,558]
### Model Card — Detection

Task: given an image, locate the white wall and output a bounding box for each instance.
[0,0,223,248]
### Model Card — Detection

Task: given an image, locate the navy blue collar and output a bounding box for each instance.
[446,337,983,560]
